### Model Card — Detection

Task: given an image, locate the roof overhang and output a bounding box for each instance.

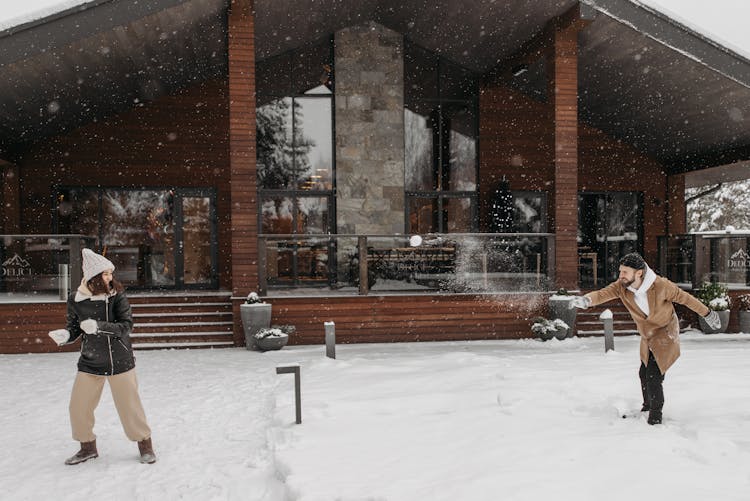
[0,0,749,175]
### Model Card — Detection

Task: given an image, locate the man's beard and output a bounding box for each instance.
[619,277,634,287]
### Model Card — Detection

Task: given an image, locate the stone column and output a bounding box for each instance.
[334,22,405,236]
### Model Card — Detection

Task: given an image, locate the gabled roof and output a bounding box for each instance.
[1,0,749,173]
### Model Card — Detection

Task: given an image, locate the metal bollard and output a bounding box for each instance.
[324,321,336,359]
[599,309,615,352]
[276,364,301,424]
[58,264,70,301]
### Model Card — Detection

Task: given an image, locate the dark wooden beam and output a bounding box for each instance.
[484,2,595,84]
[665,144,750,174]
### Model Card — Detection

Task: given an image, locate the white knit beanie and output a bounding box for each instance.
[82,248,115,282]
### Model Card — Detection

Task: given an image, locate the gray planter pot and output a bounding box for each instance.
[240,303,272,350]
[698,309,730,334]
[548,296,576,337]
[535,328,555,341]
[553,326,568,341]
[256,333,289,351]
[739,310,750,334]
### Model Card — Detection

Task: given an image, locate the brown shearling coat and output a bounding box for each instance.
[585,277,709,374]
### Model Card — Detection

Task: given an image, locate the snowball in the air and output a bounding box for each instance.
[409,235,423,247]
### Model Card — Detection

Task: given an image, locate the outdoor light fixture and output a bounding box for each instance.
[511,64,528,77]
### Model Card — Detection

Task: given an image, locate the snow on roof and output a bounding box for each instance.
[1,0,749,64]
[0,0,90,33]
[638,0,750,60]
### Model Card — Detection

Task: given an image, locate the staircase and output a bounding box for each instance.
[128,292,235,350]
[576,303,638,337]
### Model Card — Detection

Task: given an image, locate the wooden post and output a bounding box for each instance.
[548,24,580,291]
[358,236,368,295]
[228,0,258,297]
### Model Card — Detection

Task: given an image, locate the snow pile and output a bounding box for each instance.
[3,333,750,500]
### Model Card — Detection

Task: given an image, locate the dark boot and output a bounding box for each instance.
[65,440,98,465]
[138,437,156,464]
[648,409,663,425]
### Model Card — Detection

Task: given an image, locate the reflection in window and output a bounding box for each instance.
[256,39,335,285]
[512,192,547,233]
[56,189,99,237]
[103,190,175,286]
[256,39,333,194]
[261,196,329,235]
[404,41,478,234]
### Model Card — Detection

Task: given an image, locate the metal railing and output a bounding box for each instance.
[258,233,555,295]
[658,232,750,289]
[0,235,96,301]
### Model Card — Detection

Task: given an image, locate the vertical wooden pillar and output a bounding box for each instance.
[228,0,258,344]
[1,162,20,234]
[666,173,686,235]
[548,28,579,290]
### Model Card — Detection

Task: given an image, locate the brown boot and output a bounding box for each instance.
[138,437,156,464]
[65,440,98,465]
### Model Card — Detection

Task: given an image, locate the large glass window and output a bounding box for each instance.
[256,38,335,285]
[55,187,216,289]
[404,42,478,233]
[578,192,642,286]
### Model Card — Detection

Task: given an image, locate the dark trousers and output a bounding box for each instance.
[639,351,664,411]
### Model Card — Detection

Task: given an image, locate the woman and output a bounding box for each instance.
[48,248,156,464]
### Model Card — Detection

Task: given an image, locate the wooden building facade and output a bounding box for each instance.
[1,0,749,353]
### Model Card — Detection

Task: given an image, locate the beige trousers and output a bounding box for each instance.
[69,369,152,443]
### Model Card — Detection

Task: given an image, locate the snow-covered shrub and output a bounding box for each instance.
[696,282,730,311]
[245,292,265,304]
[551,318,569,331]
[736,294,750,311]
[531,317,554,336]
[253,327,285,340]
[531,318,569,340]
[253,325,295,340]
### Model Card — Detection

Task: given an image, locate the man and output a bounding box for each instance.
[571,253,721,425]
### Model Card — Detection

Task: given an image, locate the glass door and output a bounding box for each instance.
[176,190,217,288]
[56,187,217,289]
[578,192,642,287]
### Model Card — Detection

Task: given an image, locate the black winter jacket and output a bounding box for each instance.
[66,285,135,376]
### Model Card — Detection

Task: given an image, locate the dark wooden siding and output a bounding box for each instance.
[17,78,232,288]
[479,81,668,266]
[0,302,72,353]
[258,294,546,344]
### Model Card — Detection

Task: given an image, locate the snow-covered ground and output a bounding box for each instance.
[3,331,750,500]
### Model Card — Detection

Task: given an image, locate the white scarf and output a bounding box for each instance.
[627,265,656,317]
[74,280,114,302]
